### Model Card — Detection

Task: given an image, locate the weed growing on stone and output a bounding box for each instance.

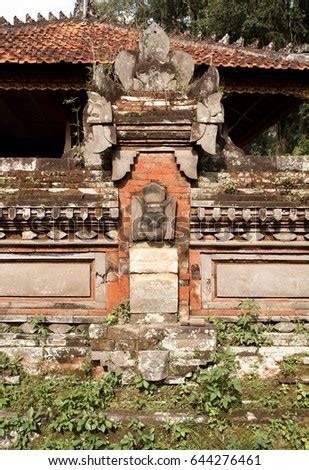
[1,352,308,450]
[105,301,131,326]
[279,355,301,377]
[30,315,49,346]
[0,352,22,377]
[134,376,158,395]
[189,349,242,427]
[208,314,269,347]
[293,383,309,409]
[113,419,156,450]
[163,419,193,448]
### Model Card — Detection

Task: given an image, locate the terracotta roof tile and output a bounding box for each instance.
[0,19,308,71]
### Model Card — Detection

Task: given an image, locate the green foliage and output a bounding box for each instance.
[220,175,238,194]
[2,407,43,450]
[0,352,22,376]
[30,315,49,345]
[93,0,308,46]
[113,419,156,449]
[106,301,131,325]
[251,416,309,450]
[52,372,121,413]
[280,355,300,377]
[49,410,117,434]
[134,375,158,395]
[209,302,270,347]
[1,367,309,450]
[163,419,193,447]
[293,383,309,409]
[247,102,309,157]
[105,314,118,326]
[190,350,242,421]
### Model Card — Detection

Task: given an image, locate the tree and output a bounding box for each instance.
[93,0,309,46]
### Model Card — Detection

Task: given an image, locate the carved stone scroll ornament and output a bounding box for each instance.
[112,148,198,181]
[83,91,116,168]
[132,183,176,241]
[190,67,225,156]
[114,23,194,93]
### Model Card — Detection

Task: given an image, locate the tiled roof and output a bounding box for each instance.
[0,19,308,70]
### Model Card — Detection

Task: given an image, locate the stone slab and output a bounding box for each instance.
[130,273,178,313]
[216,262,309,298]
[0,261,90,297]
[130,246,178,274]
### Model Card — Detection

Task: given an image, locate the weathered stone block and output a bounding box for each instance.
[138,351,169,381]
[20,322,36,334]
[107,325,140,340]
[64,336,88,348]
[161,325,216,352]
[130,273,178,313]
[264,333,309,347]
[46,334,67,347]
[48,324,72,334]
[273,322,296,333]
[138,326,166,350]
[3,375,20,385]
[76,324,89,334]
[0,334,38,347]
[44,347,88,363]
[109,351,136,372]
[90,338,115,351]
[0,347,43,374]
[130,246,178,274]
[89,323,107,339]
[114,340,138,351]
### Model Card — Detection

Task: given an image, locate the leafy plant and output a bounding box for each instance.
[105,314,118,326]
[30,316,49,345]
[209,309,270,347]
[53,373,121,413]
[268,416,308,450]
[106,301,131,326]
[8,407,44,450]
[0,352,22,376]
[49,410,117,434]
[220,175,238,194]
[113,419,156,450]
[190,350,242,423]
[163,419,192,447]
[294,321,307,334]
[134,376,158,395]
[293,383,309,409]
[280,355,300,377]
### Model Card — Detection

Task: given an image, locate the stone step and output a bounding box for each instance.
[1,409,308,429]
[90,323,216,384]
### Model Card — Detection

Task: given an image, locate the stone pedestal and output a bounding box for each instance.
[130,245,178,314]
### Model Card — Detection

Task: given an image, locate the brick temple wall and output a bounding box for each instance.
[117,152,191,317]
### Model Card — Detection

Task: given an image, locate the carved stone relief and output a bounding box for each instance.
[131,183,176,241]
[190,67,225,156]
[83,91,116,168]
[114,23,194,93]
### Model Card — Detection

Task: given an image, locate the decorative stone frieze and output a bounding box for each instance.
[190,204,309,242]
[0,205,119,241]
